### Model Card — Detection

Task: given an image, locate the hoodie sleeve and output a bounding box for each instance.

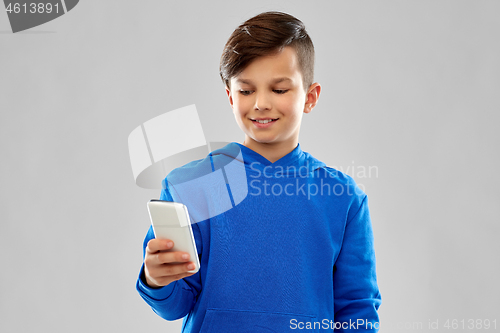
[333,194,382,332]
[135,185,203,321]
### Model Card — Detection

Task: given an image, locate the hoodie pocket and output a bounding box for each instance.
[199,308,319,333]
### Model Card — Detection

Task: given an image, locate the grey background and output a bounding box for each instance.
[1,1,499,332]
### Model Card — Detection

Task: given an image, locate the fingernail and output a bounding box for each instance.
[167,241,173,248]
[182,254,189,260]
[187,263,195,270]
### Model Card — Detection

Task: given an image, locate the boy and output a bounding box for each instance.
[137,11,381,332]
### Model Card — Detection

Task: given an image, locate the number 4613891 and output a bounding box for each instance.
[5,3,60,14]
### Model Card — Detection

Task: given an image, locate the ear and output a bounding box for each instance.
[225,86,234,109]
[304,83,321,114]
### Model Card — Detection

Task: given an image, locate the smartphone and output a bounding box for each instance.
[147,199,200,273]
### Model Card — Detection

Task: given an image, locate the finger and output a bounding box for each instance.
[155,262,196,277]
[157,251,191,264]
[156,271,197,286]
[146,239,174,254]
[171,271,197,281]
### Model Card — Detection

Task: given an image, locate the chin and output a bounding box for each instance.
[253,137,279,144]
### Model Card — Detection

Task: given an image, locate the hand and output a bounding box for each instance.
[144,239,197,288]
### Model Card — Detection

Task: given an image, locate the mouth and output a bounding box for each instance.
[250,118,279,124]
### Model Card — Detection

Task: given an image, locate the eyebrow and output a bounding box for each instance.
[236,77,292,85]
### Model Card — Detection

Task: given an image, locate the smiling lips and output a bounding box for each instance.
[251,118,279,124]
[250,117,279,128]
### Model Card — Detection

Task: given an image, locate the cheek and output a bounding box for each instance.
[231,99,246,119]
[233,96,252,114]
[278,95,304,116]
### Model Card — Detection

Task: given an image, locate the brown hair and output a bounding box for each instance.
[220,11,315,91]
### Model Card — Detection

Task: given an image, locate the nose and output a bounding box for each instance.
[254,92,271,111]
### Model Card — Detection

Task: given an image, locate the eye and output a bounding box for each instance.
[273,89,289,94]
[239,90,253,96]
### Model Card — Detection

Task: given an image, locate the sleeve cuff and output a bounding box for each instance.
[136,264,177,301]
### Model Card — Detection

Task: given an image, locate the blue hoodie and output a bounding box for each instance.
[137,142,381,332]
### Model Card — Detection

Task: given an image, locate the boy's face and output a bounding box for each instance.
[226,46,320,153]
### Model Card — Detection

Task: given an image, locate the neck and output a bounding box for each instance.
[242,138,299,163]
